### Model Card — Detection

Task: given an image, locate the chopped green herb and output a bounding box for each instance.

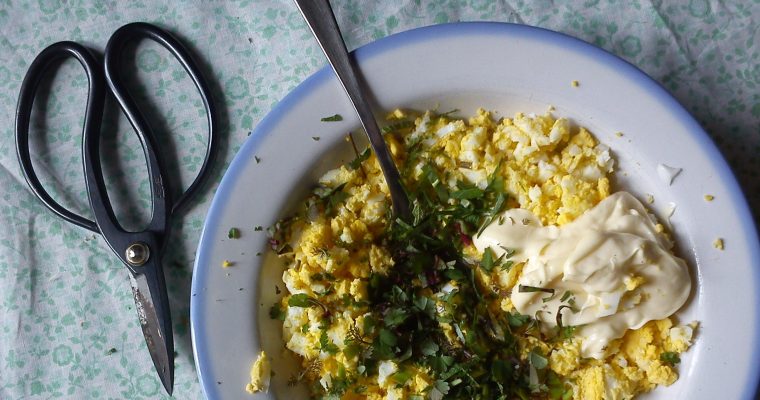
[315,183,350,216]
[451,187,484,200]
[430,380,450,400]
[500,260,514,271]
[438,108,460,117]
[542,291,558,303]
[348,148,371,171]
[381,120,414,134]
[321,114,343,122]
[312,136,320,141]
[508,312,531,327]
[480,247,495,272]
[287,294,327,313]
[346,322,370,345]
[390,370,412,385]
[227,227,240,239]
[529,349,549,369]
[554,305,579,341]
[378,328,397,347]
[383,308,409,328]
[660,351,681,365]
[420,339,439,356]
[559,325,577,340]
[319,329,339,354]
[254,156,261,163]
[269,303,285,321]
[518,285,556,294]
[105,348,117,355]
[254,226,263,231]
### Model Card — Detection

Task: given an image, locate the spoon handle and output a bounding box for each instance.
[294,0,411,221]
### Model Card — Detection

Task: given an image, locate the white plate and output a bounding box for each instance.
[191,22,760,399]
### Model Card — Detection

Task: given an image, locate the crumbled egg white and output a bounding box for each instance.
[656,164,682,185]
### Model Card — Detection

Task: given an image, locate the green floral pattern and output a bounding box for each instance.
[0,0,757,398]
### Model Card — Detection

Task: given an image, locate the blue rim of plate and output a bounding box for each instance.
[191,21,760,399]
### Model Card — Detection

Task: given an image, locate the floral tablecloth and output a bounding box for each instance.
[0,0,757,398]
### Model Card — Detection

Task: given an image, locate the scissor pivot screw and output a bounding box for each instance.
[126,242,150,266]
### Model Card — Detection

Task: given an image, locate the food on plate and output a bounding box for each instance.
[246,350,271,394]
[473,191,691,359]
[656,164,682,186]
[266,108,696,399]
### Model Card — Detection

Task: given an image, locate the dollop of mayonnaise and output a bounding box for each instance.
[474,191,691,359]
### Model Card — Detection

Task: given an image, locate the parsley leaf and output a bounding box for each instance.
[420,339,439,356]
[321,114,343,122]
[529,349,549,370]
[287,293,315,307]
[378,328,397,347]
[383,308,408,328]
[508,312,531,328]
[429,380,450,400]
[347,148,371,170]
[315,183,350,216]
[480,247,495,272]
[320,329,339,354]
[660,351,681,365]
[269,303,285,321]
[390,370,412,385]
[287,294,327,313]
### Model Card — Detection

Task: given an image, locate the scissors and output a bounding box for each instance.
[14,22,217,395]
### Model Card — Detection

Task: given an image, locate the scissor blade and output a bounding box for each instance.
[129,271,174,396]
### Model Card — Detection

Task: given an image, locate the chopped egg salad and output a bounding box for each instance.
[263,109,696,399]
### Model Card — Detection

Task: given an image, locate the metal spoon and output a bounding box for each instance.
[295,0,411,221]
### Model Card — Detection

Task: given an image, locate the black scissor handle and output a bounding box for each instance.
[15,23,218,276]
[15,41,105,233]
[104,22,217,216]
[79,22,218,273]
